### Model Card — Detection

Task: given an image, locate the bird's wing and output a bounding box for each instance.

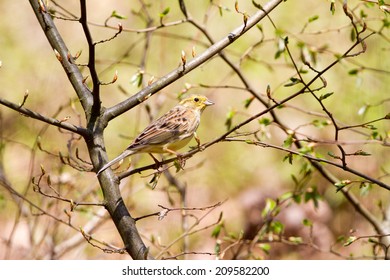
[130,106,199,148]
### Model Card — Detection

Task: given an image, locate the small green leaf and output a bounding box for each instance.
[335,180,352,191]
[288,236,303,244]
[262,198,277,218]
[283,152,294,164]
[292,192,302,204]
[312,119,330,128]
[211,224,222,238]
[308,15,319,22]
[225,109,236,131]
[214,242,221,255]
[258,243,271,255]
[130,71,143,87]
[330,0,336,15]
[284,77,301,87]
[259,117,271,126]
[359,182,372,196]
[111,10,127,19]
[244,97,255,108]
[160,7,170,17]
[270,221,284,234]
[343,236,357,246]
[348,68,359,75]
[328,151,338,158]
[283,134,294,148]
[319,92,334,101]
[350,28,356,42]
[302,218,313,227]
[304,186,322,208]
[353,150,371,156]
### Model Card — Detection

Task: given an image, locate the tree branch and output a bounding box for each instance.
[103,0,284,122]
[0,97,88,136]
[29,0,93,113]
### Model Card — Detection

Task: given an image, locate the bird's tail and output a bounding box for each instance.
[96,149,134,176]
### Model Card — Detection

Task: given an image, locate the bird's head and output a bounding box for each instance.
[180,95,214,112]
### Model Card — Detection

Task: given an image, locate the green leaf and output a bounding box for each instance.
[343,236,357,246]
[353,150,371,156]
[319,92,334,101]
[130,71,143,87]
[262,198,277,218]
[258,244,271,255]
[283,152,293,164]
[335,180,352,191]
[348,68,359,75]
[292,192,302,204]
[359,182,372,196]
[259,117,271,126]
[350,28,356,42]
[160,7,170,17]
[111,10,127,19]
[304,186,321,208]
[211,224,222,238]
[302,218,313,227]
[308,15,319,22]
[279,191,293,201]
[328,151,337,158]
[283,134,294,148]
[270,221,284,234]
[244,97,255,108]
[312,119,329,128]
[330,0,336,15]
[284,77,301,87]
[288,236,303,244]
[225,109,236,131]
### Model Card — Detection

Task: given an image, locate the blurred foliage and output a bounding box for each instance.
[0,0,389,259]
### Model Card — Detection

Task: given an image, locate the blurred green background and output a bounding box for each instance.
[0,0,389,259]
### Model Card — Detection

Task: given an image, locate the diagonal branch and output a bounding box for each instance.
[104,0,284,122]
[0,97,88,136]
[29,0,93,113]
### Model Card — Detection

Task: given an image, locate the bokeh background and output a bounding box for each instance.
[0,0,389,259]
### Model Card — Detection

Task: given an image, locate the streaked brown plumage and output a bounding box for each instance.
[97,95,214,175]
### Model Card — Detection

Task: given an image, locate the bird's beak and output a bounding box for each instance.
[204,98,214,106]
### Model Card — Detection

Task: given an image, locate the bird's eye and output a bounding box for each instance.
[194,97,199,102]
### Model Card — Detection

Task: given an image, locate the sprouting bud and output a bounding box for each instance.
[59,116,71,123]
[54,49,62,62]
[47,175,51,186]
[243,12,249,25]
[148,76,155,86]
[192,46,196,58]
[235,1,239,13]
[38,0,46,12]
[40,164,46,175]
[181,50,186,65]
[74,50,82,60]
[112,70,118,83]
[82,75,89,84]
[266,85,271,99]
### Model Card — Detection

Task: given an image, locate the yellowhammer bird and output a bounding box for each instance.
[97,95,214,175]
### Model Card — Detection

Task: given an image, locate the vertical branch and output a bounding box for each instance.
[79,0,101,120]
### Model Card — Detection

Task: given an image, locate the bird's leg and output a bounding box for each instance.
[194,132,204,151]
[164,147,186,169]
